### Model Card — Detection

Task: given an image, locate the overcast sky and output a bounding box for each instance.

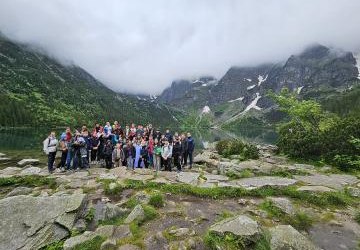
[0,0,360,94]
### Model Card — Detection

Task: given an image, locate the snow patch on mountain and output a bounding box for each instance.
[257,75,268,86]
[247,84,256,90]
[228,97,244,103]
[202,105,211,113]
[244,93,262,112]
[355,54,360,79]
[244,78,252,82]
[202,83,207,87]
[297,86,304,94]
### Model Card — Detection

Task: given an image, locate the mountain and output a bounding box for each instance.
[158,76,217,110]
[0,35,179,127]
[158,44,360,126]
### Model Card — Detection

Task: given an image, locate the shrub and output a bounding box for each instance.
[287,212,314,231]
[216,139,259,160]
[148,193,164,208]
[72,236,105,250]
[271,89,360,171]
[204,231,246,250]
[85,207,95,223]
[355,212,360,224]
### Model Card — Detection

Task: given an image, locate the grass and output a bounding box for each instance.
[72,235,106,250]
[225,168,310,180]
[148,193,164,208]
[101,179,356,209]
[216,210,235,222]
[40,241,64,250]
[355,212,360,224]
[117,205,158,249]
[259,200,314,231]
[204,231,246,250]
[85,207,95,223]
[204,230,271,250]
[0,176,57,189]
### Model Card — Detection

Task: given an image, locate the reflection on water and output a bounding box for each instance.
[0,126,277,152]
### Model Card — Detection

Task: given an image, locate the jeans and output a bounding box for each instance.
[48,152,56,172]
[188,151,193,167]
[173,154,181,172]
[57,151,67,169]
[182,152,188,166]
[163,158,171,171]
[72,150,80,170]
[127,156,134,170]
[81,156,89,169]
[66,150,73,170]
[105,155,112,169]
[153,154,161,171]
[91,149,97,161]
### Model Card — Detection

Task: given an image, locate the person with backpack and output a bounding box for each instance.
[43,131,58,173]
[112,142,125,168]
[161,139,173,171]
[186,132,195,169]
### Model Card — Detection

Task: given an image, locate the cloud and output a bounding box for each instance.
[0,0,360,94]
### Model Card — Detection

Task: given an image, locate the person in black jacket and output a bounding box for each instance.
[172,136,182,172]
[164,129,173,143]
[186,133,195,169]
[180,133,188,168]
[103,140,113,169]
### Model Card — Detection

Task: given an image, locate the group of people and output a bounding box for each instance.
[43,122,195,174]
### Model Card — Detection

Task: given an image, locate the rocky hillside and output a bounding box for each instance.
[0,145,359,250]
[158,45,360,125]
[0,35,179,127]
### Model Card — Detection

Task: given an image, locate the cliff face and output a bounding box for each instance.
[158,45,359,118]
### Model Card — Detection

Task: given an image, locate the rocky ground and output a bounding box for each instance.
[0,145,359,250]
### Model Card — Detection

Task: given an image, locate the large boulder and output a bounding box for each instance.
[295,174,359,190]
[63,225,131,250]
[20,166,43,175]
[209,215,261,243]
[0,194,87,250]
[193,151,220,167]
[94,201,128,223]
[124,204,145,224]
[270,225,319,250]
[5,186,33,197]
[236,176,297,189]
[269,197,294,215]
[17,159,40,166]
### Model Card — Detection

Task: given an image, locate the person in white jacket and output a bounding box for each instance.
[43,131,58,173]
[161,139,173,171]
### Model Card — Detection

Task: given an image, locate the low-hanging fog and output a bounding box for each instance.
[0,0,360,94]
